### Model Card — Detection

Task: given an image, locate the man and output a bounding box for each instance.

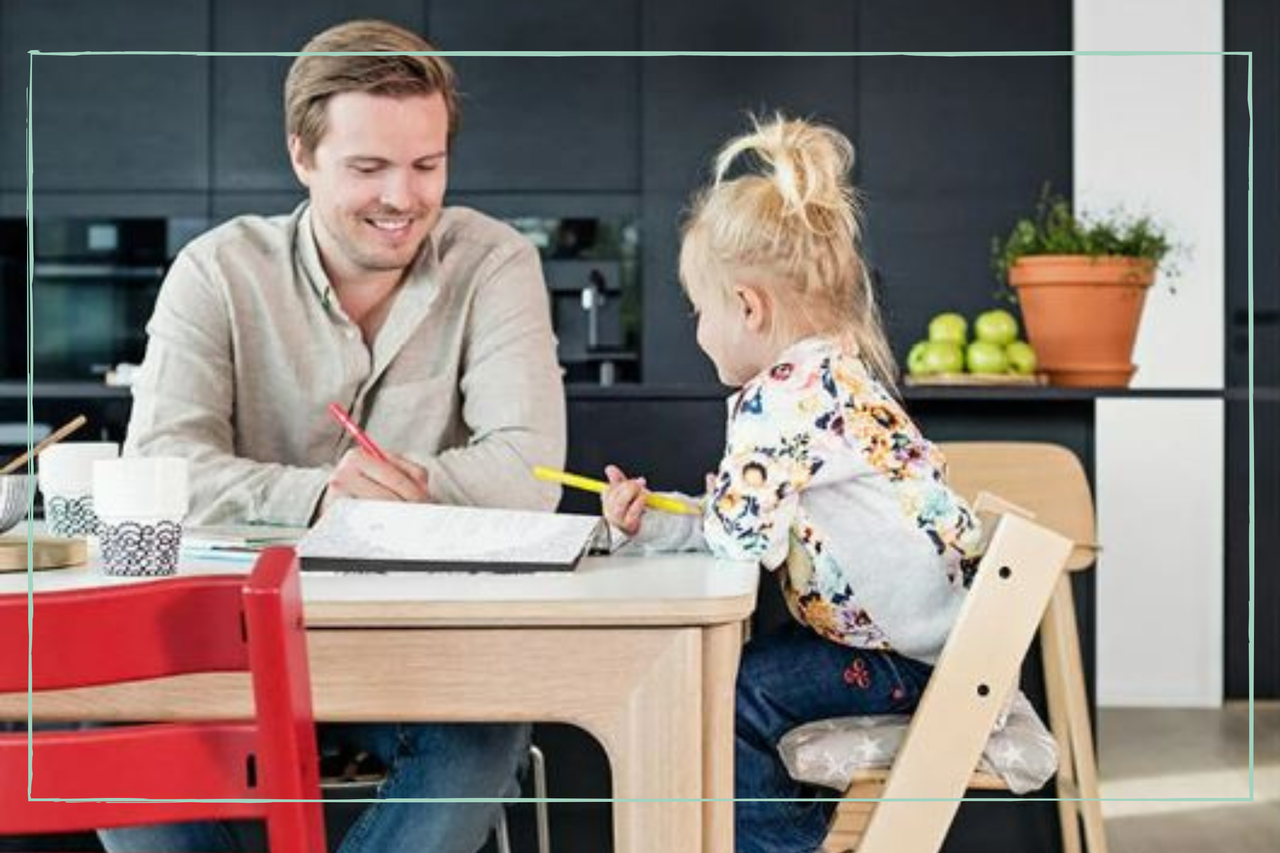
[104,19,565,853]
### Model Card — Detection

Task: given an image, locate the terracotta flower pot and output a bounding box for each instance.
[1009,255,1156,387]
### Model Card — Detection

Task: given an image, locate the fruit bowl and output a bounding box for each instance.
[907,309,1045,386]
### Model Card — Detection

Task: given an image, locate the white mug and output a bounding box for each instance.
[92,457,189,576]
[38,442,119,537]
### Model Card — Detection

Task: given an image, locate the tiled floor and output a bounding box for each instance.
[1098,703,1279,853]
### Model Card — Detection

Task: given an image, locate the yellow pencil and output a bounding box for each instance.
[533,466,700,515]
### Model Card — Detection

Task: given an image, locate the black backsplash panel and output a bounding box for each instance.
[2,0,1072,388]
[1226,0,1280,699]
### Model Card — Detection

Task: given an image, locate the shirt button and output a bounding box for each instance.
[346,329,358,341]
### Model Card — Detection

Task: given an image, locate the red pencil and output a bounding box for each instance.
[327,403,390,463]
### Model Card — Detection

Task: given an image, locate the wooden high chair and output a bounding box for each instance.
[819,442,1106,853]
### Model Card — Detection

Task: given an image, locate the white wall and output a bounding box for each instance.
[1096,399,1224,706]
[1074,0,1224,391]
[1075,0,1225,707]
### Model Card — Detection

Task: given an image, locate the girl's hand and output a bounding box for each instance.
[602,464,649,536]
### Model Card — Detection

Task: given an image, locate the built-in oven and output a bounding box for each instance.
[0,218,174,382]
[508,216,642,385]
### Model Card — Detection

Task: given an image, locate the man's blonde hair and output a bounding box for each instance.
[679,114,897,386]
[284,19,459,160]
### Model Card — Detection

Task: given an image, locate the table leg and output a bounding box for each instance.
[580,627,704,853]
[702,621,743,853]
[1044,575,1108,853]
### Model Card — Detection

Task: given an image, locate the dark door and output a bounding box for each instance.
[1226,0,1279,699]
[0,0,210,193]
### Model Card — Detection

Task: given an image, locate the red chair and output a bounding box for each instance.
[0,547,326,853]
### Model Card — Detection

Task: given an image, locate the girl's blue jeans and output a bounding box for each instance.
[735,622,933,853]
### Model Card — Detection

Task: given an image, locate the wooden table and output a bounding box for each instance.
[0,549,759,853]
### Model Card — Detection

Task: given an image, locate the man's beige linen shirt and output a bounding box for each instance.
[126,203,566,525]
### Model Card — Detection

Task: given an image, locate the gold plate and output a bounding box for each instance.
[0,536,89,572]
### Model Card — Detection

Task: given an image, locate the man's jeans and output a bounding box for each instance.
[735,622,933,853]
[98,722,531,853]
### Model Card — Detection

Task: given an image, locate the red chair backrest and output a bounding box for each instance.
[0,547,326,853]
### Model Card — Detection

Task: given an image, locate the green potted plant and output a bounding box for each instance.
[992,189,1174,387]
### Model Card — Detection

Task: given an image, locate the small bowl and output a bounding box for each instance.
[0,474,33,535]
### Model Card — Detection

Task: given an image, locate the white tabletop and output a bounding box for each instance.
[1,535,761,627]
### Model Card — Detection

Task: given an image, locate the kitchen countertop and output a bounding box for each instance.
[0,380,1238,402]
[563,383,1232,401]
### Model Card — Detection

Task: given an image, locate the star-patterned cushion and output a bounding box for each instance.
[778,689,1059,795]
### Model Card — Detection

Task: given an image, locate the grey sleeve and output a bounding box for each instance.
[610,492,709,554]
[419,241,567,512]
[124,251,330,526]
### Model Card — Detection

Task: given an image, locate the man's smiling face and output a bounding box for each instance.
[290,90,449,281]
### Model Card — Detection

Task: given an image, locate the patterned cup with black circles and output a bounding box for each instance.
[37,442,119,538]
[92,457,188,577]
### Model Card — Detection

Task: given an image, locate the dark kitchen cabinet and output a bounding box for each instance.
[855,0,1072,356]
[0,0,210,193]
[426,0,640,193]
[210,0,427,192]
[639,190,716,385]
[1226,0,1279,699]
[640,0,859,193]
[638,0,858,383]
[211,0,641,195]
[632,0,1072,383]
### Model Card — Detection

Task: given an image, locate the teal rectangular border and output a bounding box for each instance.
[22,49,1256,808]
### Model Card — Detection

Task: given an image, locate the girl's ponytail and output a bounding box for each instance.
[714,115,861,245]
[681,114,898,387]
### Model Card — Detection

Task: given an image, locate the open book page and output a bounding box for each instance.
[184,525,306,550]
[296,499,607,572]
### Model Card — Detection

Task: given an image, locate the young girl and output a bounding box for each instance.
[602,115,983,853]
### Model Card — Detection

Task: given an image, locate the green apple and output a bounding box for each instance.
[966,340,1009,374]
[1006,340,1038,375]
[973,309,1019,346]
[907,341,932,375]
[921,341,965,375]
[928,312,968,346]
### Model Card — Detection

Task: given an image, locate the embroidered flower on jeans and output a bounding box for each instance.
[844,657,872,689]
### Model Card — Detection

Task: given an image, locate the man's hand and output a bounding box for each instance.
[319,449,430,516]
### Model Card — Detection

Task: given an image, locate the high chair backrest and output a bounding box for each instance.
[939,442,1097,571]
[853,506,1074,851]
[0,547,326,853]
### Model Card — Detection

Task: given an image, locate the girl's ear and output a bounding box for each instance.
[735,284,771,335]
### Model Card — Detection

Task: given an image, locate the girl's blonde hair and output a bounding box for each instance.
[679,114,897,386]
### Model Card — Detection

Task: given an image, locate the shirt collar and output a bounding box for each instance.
[775,335,838,364]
